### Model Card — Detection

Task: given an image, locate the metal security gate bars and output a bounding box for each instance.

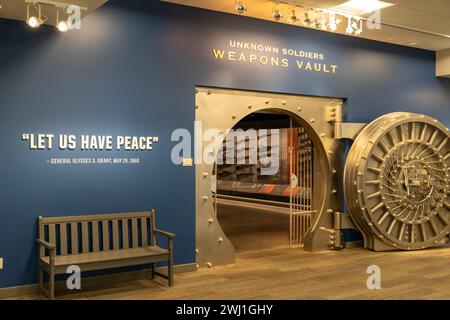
[289,118,315,246]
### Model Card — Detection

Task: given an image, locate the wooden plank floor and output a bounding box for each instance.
[10,246,450,300]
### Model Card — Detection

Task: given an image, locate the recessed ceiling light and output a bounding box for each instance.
[332,0,394,16]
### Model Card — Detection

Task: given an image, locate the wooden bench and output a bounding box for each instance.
[37,210,175,300]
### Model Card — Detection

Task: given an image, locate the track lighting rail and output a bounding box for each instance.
[24,0,87,11]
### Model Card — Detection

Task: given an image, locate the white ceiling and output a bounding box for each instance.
[163,0,450,51]
[0,0,448,50]
[0,0,107,26]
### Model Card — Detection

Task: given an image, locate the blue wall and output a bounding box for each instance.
[0,0,448,288]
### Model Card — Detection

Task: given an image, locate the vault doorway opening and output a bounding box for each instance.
[195,87,341,268]
[212,110,315,252]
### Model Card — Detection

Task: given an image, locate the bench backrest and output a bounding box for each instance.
[38,210,156,258]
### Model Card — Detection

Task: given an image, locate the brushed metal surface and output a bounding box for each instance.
[195,87,344,267]
[344,112,450,251]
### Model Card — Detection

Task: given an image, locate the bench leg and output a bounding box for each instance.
[150,263,155,279]
[168,262,173,287]
[38,264,44,296]
[49,267,55,300]
[168,239,174,287]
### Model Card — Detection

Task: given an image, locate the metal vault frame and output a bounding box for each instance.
[195,87,346,268]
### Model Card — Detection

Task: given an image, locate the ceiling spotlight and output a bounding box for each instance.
[57,20,68,32]
[56,8,68,32]
[272,9,282,21]
[312,19,319,28]
[303,9,320,27]
[355,19,363,35]
[345,17,363,35]
[312,17,324,29]
[28,16,41,28]
[328,13,340,32]
[346,17,354,34]
[289,9,298,24]
[302,11,311,26]
[317,12,327,30]
[26,3,44,28]
[235,1,247,14]
[329,22,338,32]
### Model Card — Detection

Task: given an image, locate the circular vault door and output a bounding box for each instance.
[344,112,450,251]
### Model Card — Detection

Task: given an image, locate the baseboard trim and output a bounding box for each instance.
[0,283,38,299]
[0,263,196,299]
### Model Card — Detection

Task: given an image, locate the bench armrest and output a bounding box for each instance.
[37,239,56,250]
[154,229,175,238]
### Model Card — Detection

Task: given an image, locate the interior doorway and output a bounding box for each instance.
[195,87,342,268]
[212,111,315,252]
